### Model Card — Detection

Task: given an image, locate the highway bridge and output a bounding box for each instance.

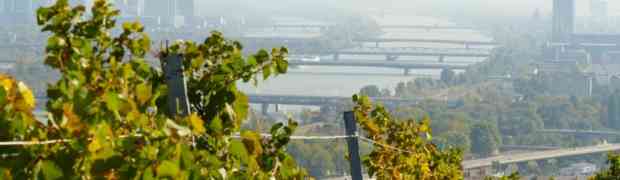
[272,24,476,31]
[305,47,491,62]
[248,94,419,107]
[463,143,620,178]
[537,129,620,137]
[380,25,476,30]
[288,60,469,75]
[354,38,497,48]
[247,94,425,115]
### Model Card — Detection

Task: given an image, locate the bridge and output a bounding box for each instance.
[272,24,476,31]
[272,24,332,31]
[306,47,491,62]
[463,143,620,178]
[537,129,620,137]
[247,94,422,115]
[288,60,469,75]
[499,145,560,151]
[354,38,497,49]
[380,25,476,30]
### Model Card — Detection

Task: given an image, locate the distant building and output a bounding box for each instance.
[589,0,609,32]
[143,0,176,27]
[534,61,594,97]
[591,0,608,18]
[142,0,196,28]
[552,0,575,42]
[175,0,194,17]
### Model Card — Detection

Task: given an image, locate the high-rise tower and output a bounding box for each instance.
[175,0,194,17]
[552,0,576,42]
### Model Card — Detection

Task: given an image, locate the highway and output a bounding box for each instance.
[380,25,476,30]
[354,38,497,46]
[247,94,421,107]
[288,60,469,70]
[537,129,620,136]
[332,47,491,57]
[271,24,476,31]
[463,143,620,170]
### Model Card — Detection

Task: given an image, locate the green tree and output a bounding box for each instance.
[360,85,382,97]
[439,132,471,153]
[484,172,520,180]
[0,0,307,179]
[353,95,463,180]
[591,153,620,179]
[608,91,620,129]
[440,68,456,85]
[470,122,502,157]
[500,102,543,136]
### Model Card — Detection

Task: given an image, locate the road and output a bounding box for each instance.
[463,143,620,170]
[288,60,469,70]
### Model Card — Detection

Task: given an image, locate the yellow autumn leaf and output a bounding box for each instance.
[62,103,84,135]
[135,83,152,105]
[88,137,103,153]
[241,131,263,155]
[189,113,206,134]
[17,82,35,110]
[364,121,381,136]
[0,74,14,92]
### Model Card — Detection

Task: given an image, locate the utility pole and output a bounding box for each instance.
[344,111,363,180]
[162,53,190,117]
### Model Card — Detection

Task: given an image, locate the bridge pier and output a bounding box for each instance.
[261,103,270,115]
[438,55,446,62]
[403,68,411,76]
[275,104,280,112]
[375,41,380,48]
[386,55,399,61]
[319,27,328,33]
[334,53,340,61]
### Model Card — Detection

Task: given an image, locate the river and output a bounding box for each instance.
[238,14,494,111]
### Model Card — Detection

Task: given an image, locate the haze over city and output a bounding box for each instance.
[1,0,620,179]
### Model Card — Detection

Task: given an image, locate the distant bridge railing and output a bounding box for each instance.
[247,94,421,108]
[537,129,620,137]
[288,60,470,73]
[354,38,497,48]
[463,143,620,170]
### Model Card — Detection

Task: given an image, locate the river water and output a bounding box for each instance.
[238,14,493,111]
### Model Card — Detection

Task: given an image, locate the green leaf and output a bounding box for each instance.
[136,83,152,105]
[209,117,223,133]
[270,123,284,135]
[35,160,63,180]
[157,160,180,178]
[230,140,250,162]
[233,92,249,124]
[142,166,156,180]
[262,67,271,80]
[0,87,6,107]
[275,59,288,74]
[105,92,121,112]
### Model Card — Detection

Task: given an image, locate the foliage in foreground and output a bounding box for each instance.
[353,95,464,180]
[0,0,307,179]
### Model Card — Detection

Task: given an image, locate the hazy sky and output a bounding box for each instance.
[198,0,620,17]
